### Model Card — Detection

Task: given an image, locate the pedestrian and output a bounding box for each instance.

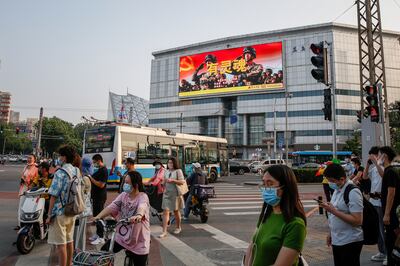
[73,157,92,251]
[159,157,185,238]
[34,162,53,220]
[379,146,400,266]
[363,146,387,264]
[245,165,306,266]
[143,158,165,195]
[183,162,207,220]
[117,157,136,193]
[320,163,363,266]
[351,157,371,195]
[46,145,81,266]
[343,155,355,178]
[17,154,39,229]
[89,154,108,245]
[93,171,150,266]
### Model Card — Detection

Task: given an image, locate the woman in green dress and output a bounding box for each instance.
[250,165,307,266]
[159,157,185,238]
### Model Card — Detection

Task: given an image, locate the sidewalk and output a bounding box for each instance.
[303,214,384,266]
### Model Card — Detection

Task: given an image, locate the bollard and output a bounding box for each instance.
[318,195,324,215]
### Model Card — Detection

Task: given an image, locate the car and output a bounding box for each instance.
[254,159,286,175]
[229,161,251,175]
[8,156,18,163]
[248,161,261,173]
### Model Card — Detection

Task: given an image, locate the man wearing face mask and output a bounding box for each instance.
[183,163,208,220]
[320,163,364,266]
[379,146,399,266]
[89,154,109,245]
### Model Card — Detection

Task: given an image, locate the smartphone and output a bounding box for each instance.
[313,198,323,204]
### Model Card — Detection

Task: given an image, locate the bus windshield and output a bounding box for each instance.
[85,127,115,154]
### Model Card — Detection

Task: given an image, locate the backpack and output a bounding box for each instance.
[344,184,379,245]
[58,167,85,216]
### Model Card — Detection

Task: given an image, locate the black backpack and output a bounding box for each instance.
[344,184,379,245]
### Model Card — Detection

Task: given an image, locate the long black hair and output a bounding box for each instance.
[258,165,306,225]
[126,171,145,192]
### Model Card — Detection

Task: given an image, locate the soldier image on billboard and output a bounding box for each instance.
[231,46,263,85]
[192,54,218,90]
[179,79,193,92]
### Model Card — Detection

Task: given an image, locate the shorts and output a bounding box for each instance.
[48,214,76,245]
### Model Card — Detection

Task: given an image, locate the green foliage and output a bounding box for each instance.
[0,123,32,154]
[389,101,400,154]
[292,168,322,183]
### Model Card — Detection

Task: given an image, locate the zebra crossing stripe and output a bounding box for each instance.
[191,224,248,249]
[150,225,216,266]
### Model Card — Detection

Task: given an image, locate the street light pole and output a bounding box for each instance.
[273,98,277,158]
[285,92,293,162]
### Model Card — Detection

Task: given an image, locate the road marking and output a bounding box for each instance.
[211,206,261,210]
[151,225,216,266]
[303,204,318,208]
[209,201,261,205]
[224,211,260,216]
[210,197,261,201]
[191,224,248,249]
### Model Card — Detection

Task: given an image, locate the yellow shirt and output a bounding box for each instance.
[32,177,52,199]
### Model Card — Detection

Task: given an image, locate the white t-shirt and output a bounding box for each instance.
[328,180,364,246]
[368,165,382,207]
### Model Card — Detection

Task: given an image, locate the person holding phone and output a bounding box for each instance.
[320,163,364,266]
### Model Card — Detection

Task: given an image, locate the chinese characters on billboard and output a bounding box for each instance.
[179,42,283,97]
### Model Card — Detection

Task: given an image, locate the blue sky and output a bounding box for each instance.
[0,0,399,124]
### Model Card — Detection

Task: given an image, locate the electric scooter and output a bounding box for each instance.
[16,187,49,254]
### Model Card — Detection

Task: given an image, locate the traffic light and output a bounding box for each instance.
[356,109,369,123]
[322,88,332,121]
[310,42,328,85]
[364,85,379,122]
[15,127,20,134]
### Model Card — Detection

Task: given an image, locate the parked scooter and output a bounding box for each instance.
[187,184,215,223]
[16,187,49,254]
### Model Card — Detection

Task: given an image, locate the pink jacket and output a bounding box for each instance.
[149,167,165,194]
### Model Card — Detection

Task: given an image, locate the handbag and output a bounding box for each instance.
[172,170,189,196]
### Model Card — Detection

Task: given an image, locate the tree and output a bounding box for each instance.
[40,117,81,156]
[343,130,361,156]
[0,123,32,154]
[389,101,400,154]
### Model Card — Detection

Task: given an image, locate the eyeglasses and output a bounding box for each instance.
[258,184,283,192]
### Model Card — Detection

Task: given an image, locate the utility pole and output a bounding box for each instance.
[179,113,183,133]
[36,107,43,158]
[273,98,277,158]
[357,0,389,162]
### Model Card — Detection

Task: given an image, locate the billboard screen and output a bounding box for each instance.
[179,42,283,98]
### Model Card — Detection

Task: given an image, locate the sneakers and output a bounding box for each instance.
[382,257,388,266]
[371,253,386,262]
[158,232,168,238]
[173,228,182,235]
[91,237,105,245]
[89,234,98,241]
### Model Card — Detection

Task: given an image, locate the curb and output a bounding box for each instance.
[243,182,260,186]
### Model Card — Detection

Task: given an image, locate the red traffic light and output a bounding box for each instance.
[16,127,20,134]
[310,42,324,55]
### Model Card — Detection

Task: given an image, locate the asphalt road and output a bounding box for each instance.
[0,165,382,266]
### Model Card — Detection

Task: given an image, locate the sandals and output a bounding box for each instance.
[158,232,168,238]
[173,228,182,235]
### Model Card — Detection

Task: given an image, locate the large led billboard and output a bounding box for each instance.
[179,42,283,98]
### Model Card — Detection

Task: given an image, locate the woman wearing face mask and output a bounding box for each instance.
[93,171,150,266]
[246,165,306,266]
[159,157,185,238]
[144,159,165,195]
[320,163,364,266]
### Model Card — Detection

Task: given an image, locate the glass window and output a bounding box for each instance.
[85,127,115,154]
[248,114,266,145]
[138,143,157,164]
[185,147,199,164]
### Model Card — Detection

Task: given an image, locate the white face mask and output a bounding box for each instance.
[155,165,161,170]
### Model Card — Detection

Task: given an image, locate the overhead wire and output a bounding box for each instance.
[332,1,358,22]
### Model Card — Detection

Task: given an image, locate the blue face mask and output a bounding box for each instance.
[261,187,281,206]
[328,182,339,190]
[123,183,133,193]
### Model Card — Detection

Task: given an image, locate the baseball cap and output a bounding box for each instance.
[192,162,201,168]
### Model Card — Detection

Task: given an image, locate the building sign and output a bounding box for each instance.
[179,42,283,98]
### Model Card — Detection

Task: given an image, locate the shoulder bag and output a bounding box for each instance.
[175,170,189,196]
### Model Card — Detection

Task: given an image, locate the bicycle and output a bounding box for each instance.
[73,218,146,266]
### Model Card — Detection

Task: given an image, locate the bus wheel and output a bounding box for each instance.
[209,170,218,183]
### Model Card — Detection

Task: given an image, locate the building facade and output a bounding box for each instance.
[9,110,20,124]
[0,91,11,124]
[148,23,400,159]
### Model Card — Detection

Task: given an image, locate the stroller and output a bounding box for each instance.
[144,185,163,222]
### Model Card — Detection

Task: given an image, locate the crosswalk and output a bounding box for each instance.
[209,182,319,216]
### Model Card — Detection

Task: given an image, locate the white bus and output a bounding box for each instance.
[83,124,228,184]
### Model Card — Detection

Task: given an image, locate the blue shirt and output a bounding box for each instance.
[48,164,78,216]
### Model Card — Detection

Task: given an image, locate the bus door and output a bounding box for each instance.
[170,145,184,173]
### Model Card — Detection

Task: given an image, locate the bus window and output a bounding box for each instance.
[85,127,115,154]
[155,144,170,160]
[138,143,156,164]
[208,149,218,164]
[199,144,207,164]
[185,147,199,164]
[121,133,138,164]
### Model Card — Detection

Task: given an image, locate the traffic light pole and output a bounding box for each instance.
[328,45,337,159]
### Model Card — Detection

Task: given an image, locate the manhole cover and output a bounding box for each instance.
[201,248,244,265]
